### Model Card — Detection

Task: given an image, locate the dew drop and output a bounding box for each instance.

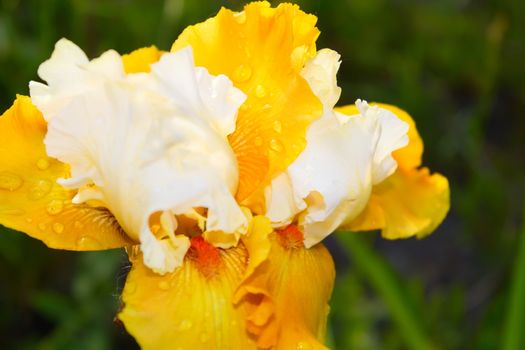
[233,64,252,83]
[26,217,33,223]
[273,120,282,133]
[38,223,47,231]
[36,158,50,170]
[200,332,209,343]
[77,236,102,249]
[254,136,263,146]
[28,179,53,200]
[158,281,170,290]
[74,221,84,229]
[255,84,266,98]
[297,341,312,350]
[52,222,64,234]
[126,281,137,295]
[0,172,23,191]
[178,319,193,331]
[46,199,64,215]
[270,139,284,153]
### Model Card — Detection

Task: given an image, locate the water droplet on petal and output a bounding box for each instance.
[200,332,209,343]
[26,218,33,223]
[77,236,102,249]
[270,139,284,153]
[297,341,312,350]
[254,136,263,146]
[38,223,47,231]
[52,222,64,234]
[46,199,64,215]
[125,281,137,295]
[273,120,282,133]
[28,179,53,200]
[0,172,23,191]
[178,319,192,331]
[158,281,170,290]
[233,64,252,83]
[74,221,84,229]
[255,84,266,98]
[36,158,50,170]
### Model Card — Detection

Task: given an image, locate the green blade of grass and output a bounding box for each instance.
[336,232,432,350]
[502,203,525,350]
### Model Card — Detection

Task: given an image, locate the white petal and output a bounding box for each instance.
[29,38,125,121]
[35,41,247,273]
[301,48,342,109]
[266,48,409,247]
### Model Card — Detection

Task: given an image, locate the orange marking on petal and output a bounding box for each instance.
[187,236,222,278]
[276,224,305,249]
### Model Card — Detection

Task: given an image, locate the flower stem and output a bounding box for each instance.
[336,232,431,350]
[502,203,525,350]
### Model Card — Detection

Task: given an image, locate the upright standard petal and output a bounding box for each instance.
[265,50,409,247]
[33,41,248,273]
[338,103,450,239]
[173,1,323,213]
[0,96,132,250]
[235,224,335,349]
[119,238,259,350]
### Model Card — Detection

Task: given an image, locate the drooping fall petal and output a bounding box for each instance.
[337,103,450,239]
[173,1,323,213]
[0,96,133,250]
[235,224,335,349]
[119,239,259,350]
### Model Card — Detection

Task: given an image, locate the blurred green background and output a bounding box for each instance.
[1,0,524,349]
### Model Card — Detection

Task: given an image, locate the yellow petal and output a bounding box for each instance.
[173,2,323,213]
[122,46,162,73]
[337,103,450,238]
[118,238,259,350]
[236,224,335,349]
[0,96,133,250]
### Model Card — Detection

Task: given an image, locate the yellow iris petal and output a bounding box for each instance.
[0,96,133,250]
[336,103,450,238]
[173,1,323,213]
[122,46,162,73]
[236,224,335,349]
[119,239,258,350]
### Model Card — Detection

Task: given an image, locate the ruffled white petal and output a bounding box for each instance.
[31,40,247,273]
[29,38,125,121]
[265,49,409,248]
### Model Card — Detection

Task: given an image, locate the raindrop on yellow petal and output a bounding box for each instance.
[38,223,47,231]
[273,120,282,133]
[297,341,312,350]
[177,319,192,331]
[255,84,267,98]
[36,158,50,170]
[77,236,102,249]
[74,221,84,229]
[158,281,170,290]
[46,199,64,215]
[26,217,33,223]
[52,222,64,234]
[28,179,53,200]
[254,136,263,146]
[0,172,23,191]
[233,64,252,83]
[200,332,209,343]
[126,281,137,295]
[270,138,284,153]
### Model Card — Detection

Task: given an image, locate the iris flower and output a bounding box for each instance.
[0,2,449,349]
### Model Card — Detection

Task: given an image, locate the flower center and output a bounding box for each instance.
[187,236,223,278]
